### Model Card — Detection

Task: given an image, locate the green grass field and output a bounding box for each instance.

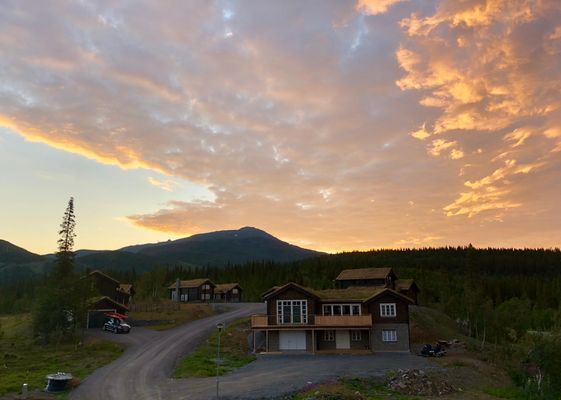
[0,313,123,396]
[174,317,255,378]
[128,303,216,331]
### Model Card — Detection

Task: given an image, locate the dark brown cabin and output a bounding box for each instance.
[168,278,215,302]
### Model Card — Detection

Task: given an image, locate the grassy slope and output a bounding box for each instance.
[0,314,123,396]
[128,303,216,330]
[174,317,255,378]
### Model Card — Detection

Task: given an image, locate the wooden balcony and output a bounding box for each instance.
[315,314,372,327]
[251,314,372,329]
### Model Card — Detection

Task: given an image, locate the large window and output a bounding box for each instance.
[277,300,308,324]
[322,304,361,316]
[382,329,397,342]
[380,303,396,317]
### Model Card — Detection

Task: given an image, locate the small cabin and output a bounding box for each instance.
[214,283,242,302]
[169,278,215,302]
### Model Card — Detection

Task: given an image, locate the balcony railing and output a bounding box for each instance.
[251,314,372,329]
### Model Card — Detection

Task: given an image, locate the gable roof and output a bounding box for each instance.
[88,295,129,311]
[90,270,120,285]
[363,288,415,305]
[167,278,215,289]
[395,279,419,292]
[262,282,320,301]
[335,267,396,281]
[311,286,383,301]
[214,283,241,294]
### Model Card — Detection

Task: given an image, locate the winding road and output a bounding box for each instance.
[71,303,265,400]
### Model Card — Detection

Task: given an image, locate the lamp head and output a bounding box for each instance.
[216,322,225,331]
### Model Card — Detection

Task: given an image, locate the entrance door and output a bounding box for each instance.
[336,330,350,349]
[279,331,306,350]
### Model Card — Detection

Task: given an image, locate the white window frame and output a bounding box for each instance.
[322,304,362,316]
[232,288,238,294]
[351,330,362,341]
[323,330,335,341]
[380,303,396,317]
[382,329,397,342]
[202,284,210,290]
[276,300,308,324]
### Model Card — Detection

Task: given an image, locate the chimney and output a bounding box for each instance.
[175,278,181,302]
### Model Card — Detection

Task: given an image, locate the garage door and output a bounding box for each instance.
[279,331,306,350]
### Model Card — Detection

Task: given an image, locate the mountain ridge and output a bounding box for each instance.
[0,227,324,282]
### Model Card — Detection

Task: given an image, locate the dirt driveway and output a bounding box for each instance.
[173,353,432,399]
[71,303,265,400]
[72,303,431,400]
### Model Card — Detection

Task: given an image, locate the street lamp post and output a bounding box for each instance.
[216,322,224,399]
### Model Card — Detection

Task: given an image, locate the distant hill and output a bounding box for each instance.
[0,240,44,264]
[0,227,324,282]
[121,227,322,266]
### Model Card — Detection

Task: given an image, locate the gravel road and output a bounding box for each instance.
[70,303,265,400]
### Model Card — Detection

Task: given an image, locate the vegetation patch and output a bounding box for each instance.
[128,303,216,330]
[174,317,255,378]
[288,377,420,400]
[0,313,123,396]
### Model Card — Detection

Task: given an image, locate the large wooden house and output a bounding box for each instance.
[335,267,419,305]
[250,267,418,354]
[86,270,135,328]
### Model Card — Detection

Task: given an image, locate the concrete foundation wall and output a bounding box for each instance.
[371,323,410,352]
[350,329,370,350]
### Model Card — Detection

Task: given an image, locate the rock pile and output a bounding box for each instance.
[387,369,457,397]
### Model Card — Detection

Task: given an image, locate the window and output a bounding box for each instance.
[322,304,362,316]
[232,288,238,294]
[276,300,308,324]
[202,284,210,290]
[380,303,396,317]
[382,329,397,342]
[351,330,362,341]
[180,294,185,301]
[201,293,210,300]
[323,330,335,341]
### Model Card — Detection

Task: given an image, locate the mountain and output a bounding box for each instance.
[0,240,44,264]
[121,227,323,266]
[0,227,323,281]
[0,240,50,283]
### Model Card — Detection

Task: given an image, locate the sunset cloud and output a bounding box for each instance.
[1,1,560,251]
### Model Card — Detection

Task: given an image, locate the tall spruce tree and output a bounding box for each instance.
[33,197,81,342]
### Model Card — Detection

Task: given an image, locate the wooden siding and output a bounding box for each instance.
[368,293,410,324]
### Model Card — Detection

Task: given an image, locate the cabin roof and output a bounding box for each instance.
[89,270,121,285]
[335,267,396,281]
[214,283,241,293]
[167,278,215,289]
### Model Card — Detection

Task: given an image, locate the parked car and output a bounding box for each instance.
[103,316,131,334]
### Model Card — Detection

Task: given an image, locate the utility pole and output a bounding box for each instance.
[216,322,224,399]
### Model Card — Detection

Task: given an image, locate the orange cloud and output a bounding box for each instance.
[356,0,408,15]
[397,0,561,220]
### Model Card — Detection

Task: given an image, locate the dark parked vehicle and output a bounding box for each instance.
[420,343,446,357]
[103,315,131,334]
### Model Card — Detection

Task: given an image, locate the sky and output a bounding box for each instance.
[1,0,560,254]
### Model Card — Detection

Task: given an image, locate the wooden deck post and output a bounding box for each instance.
[312,330,316,354]
[266,330,269,353]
